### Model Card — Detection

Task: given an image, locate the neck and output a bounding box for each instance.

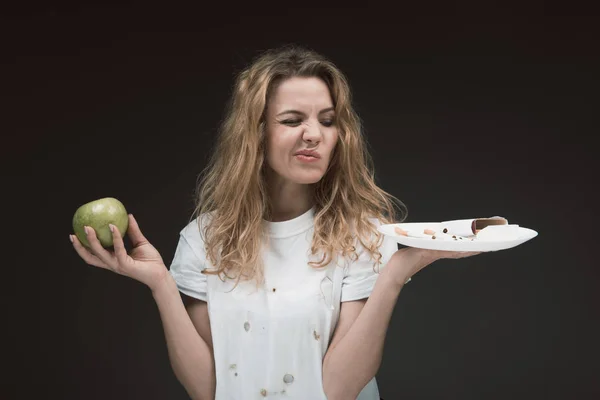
[265,169,314,222]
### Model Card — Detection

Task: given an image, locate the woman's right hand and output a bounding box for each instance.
[70,213,169,291]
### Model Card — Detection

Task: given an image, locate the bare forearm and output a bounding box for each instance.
[152,274,215,400]
[323,268,403,399]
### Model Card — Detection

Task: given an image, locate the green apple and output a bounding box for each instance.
[72,197,129,249]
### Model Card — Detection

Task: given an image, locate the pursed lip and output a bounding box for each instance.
[293,149,321,159]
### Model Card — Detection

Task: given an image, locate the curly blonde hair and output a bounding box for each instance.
[189,44,407,287]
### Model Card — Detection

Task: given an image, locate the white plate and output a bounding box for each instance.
[378,222,538,252]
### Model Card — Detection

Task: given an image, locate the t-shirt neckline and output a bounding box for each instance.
[263,206,316,238]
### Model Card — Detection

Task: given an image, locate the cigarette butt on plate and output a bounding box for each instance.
[393,227,427,238]
[394,226,408,236]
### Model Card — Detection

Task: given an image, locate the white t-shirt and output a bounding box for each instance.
[169,206,399,399]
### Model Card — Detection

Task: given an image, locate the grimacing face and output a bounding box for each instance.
[264,76,339,185]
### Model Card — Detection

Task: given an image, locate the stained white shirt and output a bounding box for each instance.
[169,206,399,399]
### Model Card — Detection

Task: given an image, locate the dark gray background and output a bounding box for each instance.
[3,3,598,399]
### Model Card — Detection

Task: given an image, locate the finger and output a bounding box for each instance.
[109,223,129,266]
[127,214,149,247]
[71,234,112,270]
[84,226,116,267]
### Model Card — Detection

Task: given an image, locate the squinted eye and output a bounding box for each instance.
[281,120,301,126]
[280,119,335,127]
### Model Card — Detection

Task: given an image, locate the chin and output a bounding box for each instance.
[293,172,325,185]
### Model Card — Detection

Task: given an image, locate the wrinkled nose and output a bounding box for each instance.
[302,122,322,143]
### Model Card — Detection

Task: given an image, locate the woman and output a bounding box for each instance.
[70,45,480,400]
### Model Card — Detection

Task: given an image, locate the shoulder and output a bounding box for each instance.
[178,211,215,259]
[180,211,215,240]
[345,215,397,267]
[352,216,389,251]
[366,216,383,229]
[366,215,397,253]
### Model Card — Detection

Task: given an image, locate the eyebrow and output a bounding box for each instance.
[276,107,335,117]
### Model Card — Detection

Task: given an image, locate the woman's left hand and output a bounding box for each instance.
[387,247,482,287]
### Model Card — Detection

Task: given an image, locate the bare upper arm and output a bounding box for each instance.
[325,298,367,357]
[182,293,213,351]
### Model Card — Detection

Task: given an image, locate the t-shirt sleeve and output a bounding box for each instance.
[340,218,401,302]
[168,220,208,302]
